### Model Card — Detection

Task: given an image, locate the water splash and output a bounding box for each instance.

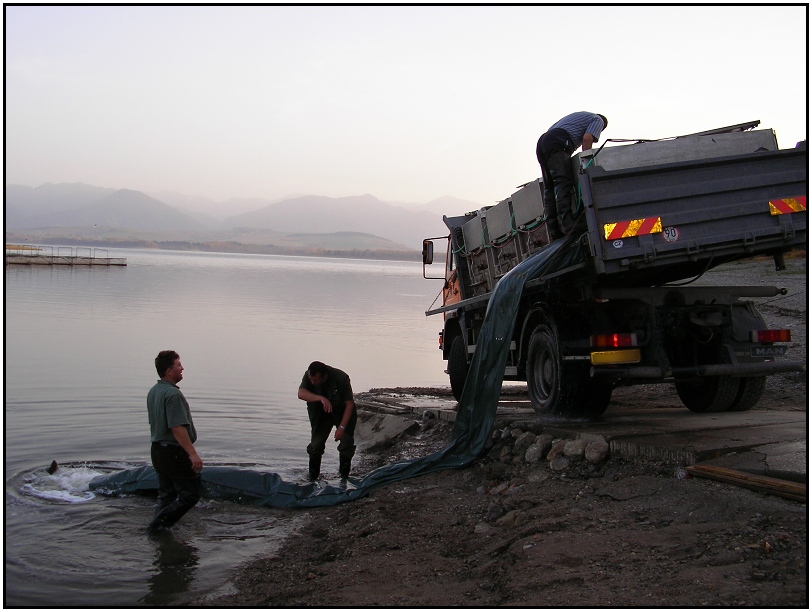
[19,463,120,503]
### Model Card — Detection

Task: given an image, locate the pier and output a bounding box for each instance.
[5,245,127,266]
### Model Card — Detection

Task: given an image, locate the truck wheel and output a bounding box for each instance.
[675,377,739,413]
[526,323,567,416]
[527,323,611,419]
[447,334,468,401]
[728,376,767,411]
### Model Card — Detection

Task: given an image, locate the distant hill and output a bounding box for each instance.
[4,181,490,257]
[7,186,207,231]
[223,193,445,250]
[5,182,116,225]
[56,189,208,231]
[150,191,306,224]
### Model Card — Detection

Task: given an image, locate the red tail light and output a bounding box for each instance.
[590,333,638,348]
[751,329,792,343]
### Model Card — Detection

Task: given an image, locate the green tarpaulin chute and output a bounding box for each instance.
[90,239,568,508]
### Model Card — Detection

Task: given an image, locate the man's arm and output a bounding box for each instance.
[334,400,356,441]
[298,387,333,412]
[581,132,595,151]
[171,425,203,472]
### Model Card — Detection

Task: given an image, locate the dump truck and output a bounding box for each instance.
[422,121,806,418]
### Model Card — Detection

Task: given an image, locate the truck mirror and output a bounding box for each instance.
[422,240,434,265]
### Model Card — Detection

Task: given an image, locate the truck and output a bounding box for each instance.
[421,121,806,418]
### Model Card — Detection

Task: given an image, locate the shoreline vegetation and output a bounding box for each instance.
[4,233,421,262]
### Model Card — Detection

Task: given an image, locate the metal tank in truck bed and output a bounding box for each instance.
[422,121,806,418]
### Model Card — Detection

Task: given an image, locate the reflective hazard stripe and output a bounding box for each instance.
[603,217,663,240]
[769,196,807,215]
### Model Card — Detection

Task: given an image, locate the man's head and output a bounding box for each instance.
[598,114,608,130]
[155,350,183,384]
[307,360,329,386]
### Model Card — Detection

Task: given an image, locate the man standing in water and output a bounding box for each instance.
[146,350,202,532]
[298,361,356,481]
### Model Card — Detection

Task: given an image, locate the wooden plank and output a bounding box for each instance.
[686,464,806,502]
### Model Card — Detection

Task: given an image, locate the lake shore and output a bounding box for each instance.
[198,392,807,607]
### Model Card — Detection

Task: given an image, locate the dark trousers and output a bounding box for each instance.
[149,442,201,530]
[306,404,357,477]
[536,128,577,235]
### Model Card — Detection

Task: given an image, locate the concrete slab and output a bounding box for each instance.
[356,389,807,482]
[354,411,418,452]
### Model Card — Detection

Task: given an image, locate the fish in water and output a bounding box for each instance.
[47,460,59,475]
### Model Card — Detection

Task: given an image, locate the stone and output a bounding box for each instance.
[474,521,492,534]
[499,446,513,463]
[527,470,549,483]
[525,434,553,463]
[585,438,610,464]
[524,442,545,463]
[485,503,504,522]
[490,483,509,496]
[496,509,522,527]
[564,439,589,458]
[550,455,570,471]
[510,428,524,439]
[513,431,537,455]
[547,439,568,461]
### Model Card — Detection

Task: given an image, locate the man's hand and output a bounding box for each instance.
[334,427,345,441]
[320,397,333,413]
[188,452,203,473]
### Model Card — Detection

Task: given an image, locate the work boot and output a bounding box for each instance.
[308,455,321,481]
[339,456,351,480]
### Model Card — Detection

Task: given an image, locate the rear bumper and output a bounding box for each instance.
[591,360,806,379]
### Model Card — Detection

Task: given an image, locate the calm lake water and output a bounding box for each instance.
[5,248,448,606]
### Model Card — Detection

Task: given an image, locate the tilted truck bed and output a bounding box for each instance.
[434,129,806,316]
[581,144,807,286]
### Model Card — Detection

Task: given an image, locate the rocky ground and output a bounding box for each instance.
[202,387,807,607]
[200,255,807,607]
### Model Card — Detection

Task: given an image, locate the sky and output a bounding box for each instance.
[5,5,808,207]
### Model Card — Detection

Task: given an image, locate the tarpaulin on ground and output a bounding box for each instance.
[89,238,569,508]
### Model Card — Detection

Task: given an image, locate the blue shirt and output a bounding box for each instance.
[550,112,605,146]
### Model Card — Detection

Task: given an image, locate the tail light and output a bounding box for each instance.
[590,333,638,348]
[751,329,792,343]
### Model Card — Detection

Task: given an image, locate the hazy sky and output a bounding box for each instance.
[5,5,808,206]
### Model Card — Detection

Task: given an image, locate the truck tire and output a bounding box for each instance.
[527,323,563,415]
[728,376,767,411]
[527,323,612,419]
[727,308,768,411]
[447,334,468,402]
[675,377,739,413]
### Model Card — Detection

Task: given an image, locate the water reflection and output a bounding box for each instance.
[141,531,200,605]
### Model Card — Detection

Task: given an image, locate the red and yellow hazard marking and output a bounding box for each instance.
[769,196,806,215]
[603,217,662,241]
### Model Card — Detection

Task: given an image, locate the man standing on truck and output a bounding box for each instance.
[536,111,608,237]
[298,361,357,481]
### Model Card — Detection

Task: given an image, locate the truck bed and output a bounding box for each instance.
[582,144,807,286]
[439,131,806,312]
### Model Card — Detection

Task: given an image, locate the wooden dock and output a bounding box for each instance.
[5,245,127,266]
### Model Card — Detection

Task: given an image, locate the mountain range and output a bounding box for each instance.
[5,182,486,255]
